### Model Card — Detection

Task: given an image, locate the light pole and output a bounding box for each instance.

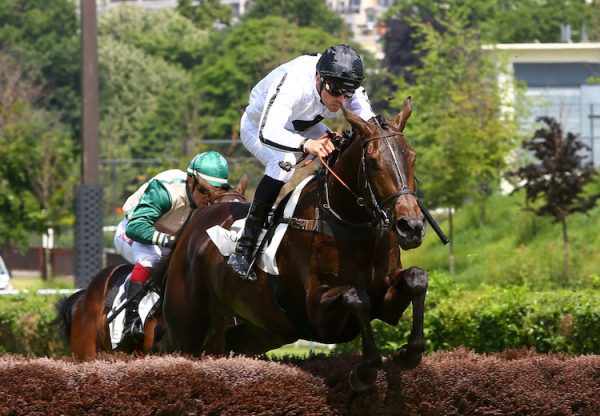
[74,0,103,288]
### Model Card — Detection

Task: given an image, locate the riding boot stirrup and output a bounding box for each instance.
[227,200,271,282]
[119,281,145,348]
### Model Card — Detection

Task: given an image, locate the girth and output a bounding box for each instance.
[282,216,382,240]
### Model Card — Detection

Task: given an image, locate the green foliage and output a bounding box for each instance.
[392,16,523,212]
[245,0,348,37]
[388,0,598,43]
[177,0,232,31]
[403,191,600,290]
[510,117,600,285]
[336,285,600,355]
[193,16,338,140]
[98,5,210,69]
[0,293,67,356]
[0,51,77,249]
[0,0,80,132]
[98,36,193,213]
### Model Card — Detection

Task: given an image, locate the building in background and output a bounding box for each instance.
[96,0,179,12]
[495,43,600,166]
[326,0,388,56]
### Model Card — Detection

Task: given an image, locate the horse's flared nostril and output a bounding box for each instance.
[396,218,424,236]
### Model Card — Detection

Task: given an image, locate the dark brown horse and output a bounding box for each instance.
[56,176,248,360]
[160,98,428,390]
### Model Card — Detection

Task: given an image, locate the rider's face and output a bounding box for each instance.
[318,76,354,112]
[188,177,210,208]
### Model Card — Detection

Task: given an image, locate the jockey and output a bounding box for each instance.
[114,150,229,345]
[227,44,375,281]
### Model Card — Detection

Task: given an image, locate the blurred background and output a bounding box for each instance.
[1,0,599,293]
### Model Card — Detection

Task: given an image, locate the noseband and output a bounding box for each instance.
[323,130,415,228]
[211,191,247,204]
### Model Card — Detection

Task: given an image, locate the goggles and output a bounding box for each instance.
[323,80,356,99]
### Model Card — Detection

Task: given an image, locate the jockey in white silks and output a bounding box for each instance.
[227,44,376,281]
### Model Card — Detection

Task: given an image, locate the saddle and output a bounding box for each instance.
[104,267,161,349]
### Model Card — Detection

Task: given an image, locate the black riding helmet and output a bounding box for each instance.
[316,44,364,92]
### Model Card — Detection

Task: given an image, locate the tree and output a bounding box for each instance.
[391,16,523,273]
[193,16,338,141]
[382,0,599,82]
[177,0,232,30]
[98,5,210,69]
[510,117,600,286]
[0,51,77,260]
[244,0,348,37]
[0,0,80,135]
[97,36,193,215]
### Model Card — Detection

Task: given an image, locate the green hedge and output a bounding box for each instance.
[0,294,67,357]
[1,281,599,357]
[337,273,600,355]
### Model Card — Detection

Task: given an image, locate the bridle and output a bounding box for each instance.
[211,190,247,204]
[322,130,416,229]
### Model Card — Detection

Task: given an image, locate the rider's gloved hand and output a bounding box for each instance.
[162,235,177,249]
[302,133,335,158]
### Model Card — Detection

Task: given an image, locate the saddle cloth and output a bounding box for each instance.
[207,175,314,275]
[108,277,160,349]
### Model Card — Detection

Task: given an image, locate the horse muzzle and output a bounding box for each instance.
[394,216,425,250]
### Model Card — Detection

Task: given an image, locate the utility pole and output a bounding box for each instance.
[74,0,103,288]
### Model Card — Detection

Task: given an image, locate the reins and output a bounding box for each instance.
[322,130,416,228]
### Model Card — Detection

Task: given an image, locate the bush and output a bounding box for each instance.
[0,294,67,356]
[337,283,600,355]
[2,286,599,358]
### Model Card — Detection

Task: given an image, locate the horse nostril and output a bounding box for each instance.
[396,218,412,235]
[396,218,424,235]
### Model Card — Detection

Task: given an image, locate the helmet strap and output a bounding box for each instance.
[317,74,325,105]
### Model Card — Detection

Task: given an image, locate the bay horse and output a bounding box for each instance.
[56,175,248,360]
[160,98,428,391]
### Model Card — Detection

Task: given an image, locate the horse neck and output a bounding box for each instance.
[323,136,375,224]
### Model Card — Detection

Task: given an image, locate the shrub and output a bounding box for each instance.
[337,285,600,355]
[0,294,67,356]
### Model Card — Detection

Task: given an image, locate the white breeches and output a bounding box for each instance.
[240,112,327,183]
[113,218,170,268]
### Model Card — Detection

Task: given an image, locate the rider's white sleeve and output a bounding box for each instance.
[347,87,376,121]
[258,73,306,152]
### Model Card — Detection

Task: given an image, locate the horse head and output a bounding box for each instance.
[196,173,249,205]
[342,97,425,250]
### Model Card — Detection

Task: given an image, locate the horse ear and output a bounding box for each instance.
[236,173,249,195]
[342,104,370,135]
[393,96,412,132]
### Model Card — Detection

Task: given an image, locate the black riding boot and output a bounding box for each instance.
[120,281,145,348]
[227,175,284,281]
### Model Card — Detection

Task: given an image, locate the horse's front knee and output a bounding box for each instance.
[402,266,428,296]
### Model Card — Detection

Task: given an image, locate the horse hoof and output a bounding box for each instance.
[392,345,422,370]
[348,365,378,392]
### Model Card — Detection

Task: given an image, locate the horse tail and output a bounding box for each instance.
[55,289,86,345]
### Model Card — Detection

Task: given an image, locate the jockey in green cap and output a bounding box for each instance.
[114,150,229,346]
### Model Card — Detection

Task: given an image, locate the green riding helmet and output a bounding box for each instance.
[187,151,229,187]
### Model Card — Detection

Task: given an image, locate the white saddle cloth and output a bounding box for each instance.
[207,175,314,275]
[108,278,160,349]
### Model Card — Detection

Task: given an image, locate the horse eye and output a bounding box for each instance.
[365,158,379,170]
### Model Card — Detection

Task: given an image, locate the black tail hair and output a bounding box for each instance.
[55,289,86,346]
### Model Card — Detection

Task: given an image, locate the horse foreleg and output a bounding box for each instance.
[312,285,381,391]
[377,266,428,370]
